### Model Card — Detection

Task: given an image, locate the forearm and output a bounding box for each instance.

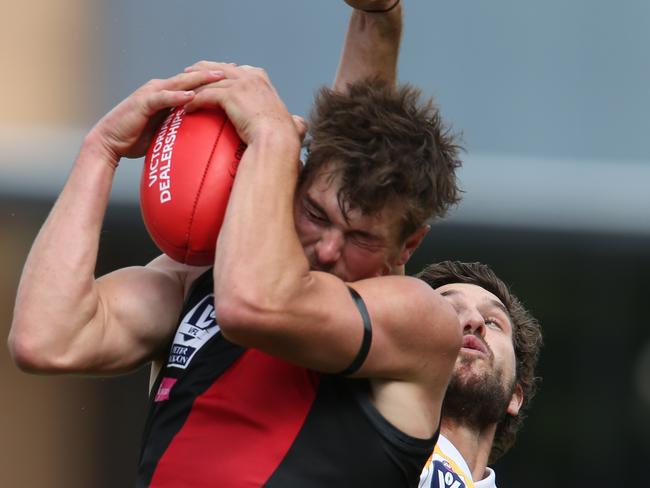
[214,127,305,316]
[10,135,118,367]
[333,2,402,92]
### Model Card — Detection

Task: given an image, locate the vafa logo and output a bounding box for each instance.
[167,295,220,369]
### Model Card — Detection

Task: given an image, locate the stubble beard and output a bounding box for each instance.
[442,351,515,430]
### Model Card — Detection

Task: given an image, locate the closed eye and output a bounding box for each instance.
[348,232,383,251]
[303,198,329,224]
[307,208,328,223]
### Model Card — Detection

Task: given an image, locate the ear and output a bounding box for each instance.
[506,383,524,417]
[396,225,430,266]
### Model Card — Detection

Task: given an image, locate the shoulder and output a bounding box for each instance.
[348,275,461,398]
[354,275,462,434]
[352,275,460,357]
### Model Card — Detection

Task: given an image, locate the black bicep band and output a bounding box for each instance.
[338,286,373,376]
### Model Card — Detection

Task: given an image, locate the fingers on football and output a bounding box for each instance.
[162,69,226,91]
[183,82,234,113]
[136,70,227,114]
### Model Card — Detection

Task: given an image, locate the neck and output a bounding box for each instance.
[440,417,496,482]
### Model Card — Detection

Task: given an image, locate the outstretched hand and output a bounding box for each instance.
[89,69,225,162]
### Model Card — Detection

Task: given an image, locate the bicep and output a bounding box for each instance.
[82,259,188,372]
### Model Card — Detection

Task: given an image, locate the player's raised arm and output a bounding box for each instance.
[333,0,402,92]
[9,70,224,374]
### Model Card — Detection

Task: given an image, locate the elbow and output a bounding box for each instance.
[8,329,48,373]
[214,286,278,347]
[8,321,70,374]
[214,298,257,347]
[214,265,307,346]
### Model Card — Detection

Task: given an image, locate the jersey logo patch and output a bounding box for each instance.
[430,460,467,488]
[167,294,220,369]
[154,377,177,402]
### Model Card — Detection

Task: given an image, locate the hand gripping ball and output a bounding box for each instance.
[140,107,246,265]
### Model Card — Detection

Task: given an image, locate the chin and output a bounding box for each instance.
[453,361,490,384]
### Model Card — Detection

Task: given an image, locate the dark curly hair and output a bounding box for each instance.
[416,260,543,463]
[300,78,462,242]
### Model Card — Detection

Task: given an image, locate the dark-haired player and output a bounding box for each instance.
[417,261,542,488]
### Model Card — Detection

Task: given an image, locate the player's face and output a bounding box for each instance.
[437,283,523,424]
[293,169,423,282]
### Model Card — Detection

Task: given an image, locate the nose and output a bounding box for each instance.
[461,308,485,337]
[314,229,344,267]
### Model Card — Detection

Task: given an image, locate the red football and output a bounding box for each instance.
[140,107,245,265]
